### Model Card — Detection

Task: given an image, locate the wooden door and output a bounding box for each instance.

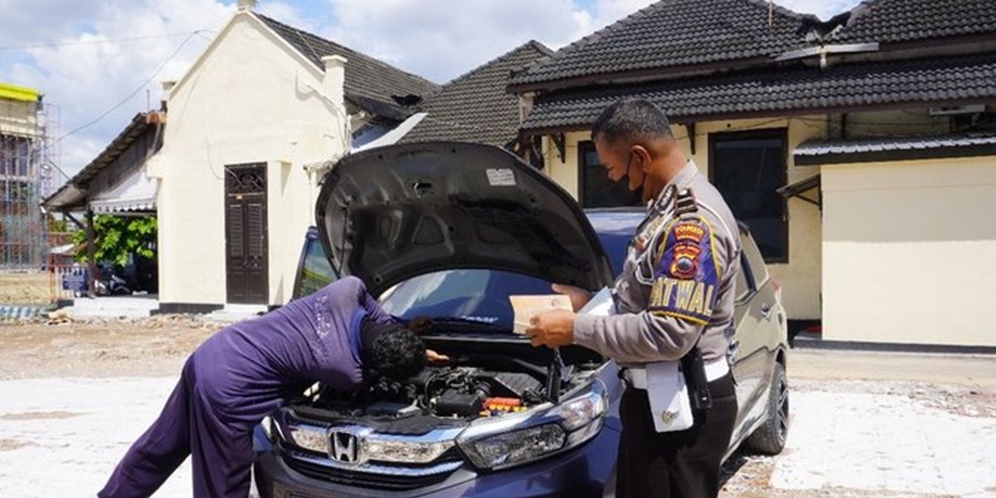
[225,163,268,304]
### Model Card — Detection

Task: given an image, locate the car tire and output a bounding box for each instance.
[746,362,788,455]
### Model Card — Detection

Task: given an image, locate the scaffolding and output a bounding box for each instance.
[0,82,55,270]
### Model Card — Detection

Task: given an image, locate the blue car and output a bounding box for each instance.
[254,142,789,497]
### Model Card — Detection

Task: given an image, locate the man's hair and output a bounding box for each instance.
[591,98,673,145]
[362,321,427,380]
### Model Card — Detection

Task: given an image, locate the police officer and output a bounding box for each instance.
[98,276,434,498]
[526,98,740,498]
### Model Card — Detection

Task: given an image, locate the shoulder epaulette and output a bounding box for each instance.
[674,188,698,217]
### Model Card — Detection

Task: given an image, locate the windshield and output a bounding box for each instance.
[380,269,553,329]
[378,213,640,331]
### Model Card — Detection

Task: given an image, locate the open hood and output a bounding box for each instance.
[316,142,615,297]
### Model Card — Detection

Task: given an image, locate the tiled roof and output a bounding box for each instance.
[509,0,817,88]
[399,41,551,147]
[793,132,996,165]
[837,0,996,44]
[795,133,996,156]
[520,53,996,132]
[257,14,439,113]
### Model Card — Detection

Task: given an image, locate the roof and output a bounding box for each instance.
[257,14,440,113]
[838,0,996,44]
[520,52,996,132]
[399,41,552,147]
[44,112,163,211]
[0,82,39,103]
[509,0,817,89]
[794,132,996,165]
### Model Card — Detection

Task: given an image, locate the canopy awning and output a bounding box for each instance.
[89,164,158,214]
[777,174,821,209]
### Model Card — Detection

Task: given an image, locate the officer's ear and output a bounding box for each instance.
[629,144,652,171]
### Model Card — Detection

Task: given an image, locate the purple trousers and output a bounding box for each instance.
[98,358,255,498]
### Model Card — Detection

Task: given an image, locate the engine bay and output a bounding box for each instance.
[296,347,602,424]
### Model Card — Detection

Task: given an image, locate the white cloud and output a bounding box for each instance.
[0,0,232,178]
[775,0,862,20]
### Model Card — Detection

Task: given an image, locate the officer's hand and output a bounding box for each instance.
[426,349,450,364]
[524,310,576,348]
[551,283,592,312]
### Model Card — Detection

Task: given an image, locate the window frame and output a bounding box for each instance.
[708,128,789,264]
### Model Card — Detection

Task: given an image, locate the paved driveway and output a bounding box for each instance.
[2,351,995,497]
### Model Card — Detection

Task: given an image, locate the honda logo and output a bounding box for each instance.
[329,429,360,464]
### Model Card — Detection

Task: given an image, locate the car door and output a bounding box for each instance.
[729,231,774,442]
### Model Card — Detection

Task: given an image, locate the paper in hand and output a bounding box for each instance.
[508,294,572,334]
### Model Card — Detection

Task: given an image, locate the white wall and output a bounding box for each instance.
[149,13,348,307]
[542,117,824,320]
[822,156,996,346]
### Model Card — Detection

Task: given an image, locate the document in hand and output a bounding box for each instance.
[508,295,572,334]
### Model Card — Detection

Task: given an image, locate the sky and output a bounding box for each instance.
[0,0,862,184]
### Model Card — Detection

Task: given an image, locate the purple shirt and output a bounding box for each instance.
[189,276,393,426]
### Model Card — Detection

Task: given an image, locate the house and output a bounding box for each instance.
[0,83,47,270]
[147,0,438,313]
[398,41,552,151]
[509,0,996,347]
[42,111,164,297]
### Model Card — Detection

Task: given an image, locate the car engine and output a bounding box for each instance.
[311,365,548,421]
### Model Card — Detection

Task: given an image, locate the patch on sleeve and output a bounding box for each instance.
[647,218,720,325]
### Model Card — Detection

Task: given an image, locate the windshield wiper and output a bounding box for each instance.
[420,316,510,334]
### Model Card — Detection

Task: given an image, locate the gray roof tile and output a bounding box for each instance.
[400,41,551,147]
[510,0,817,87]
[521,53,996,131]
[257,14,439,114]
[838,0,996,44]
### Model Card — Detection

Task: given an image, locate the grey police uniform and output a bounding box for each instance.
[573,159,741,366]
[573,159,742,498]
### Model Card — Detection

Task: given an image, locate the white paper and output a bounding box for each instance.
[577,286,615,316]
[646,361,695,432]
[508,294,572,334]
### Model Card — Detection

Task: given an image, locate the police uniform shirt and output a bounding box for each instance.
[573,160,741,364]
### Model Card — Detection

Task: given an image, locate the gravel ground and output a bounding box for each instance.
[1,315,995,497]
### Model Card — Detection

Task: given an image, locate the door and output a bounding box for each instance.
[225,163,268,304]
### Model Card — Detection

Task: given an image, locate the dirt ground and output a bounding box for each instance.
[0,271,52,305]
[1,315,994,497]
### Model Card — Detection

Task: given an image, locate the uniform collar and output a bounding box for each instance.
[649,159,699,211]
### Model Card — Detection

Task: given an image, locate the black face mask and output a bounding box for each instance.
[608,176,644,206]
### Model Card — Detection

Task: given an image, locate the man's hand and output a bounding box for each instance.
[426,349,450,364]
[552,283,592,312]
[524,309,576,348]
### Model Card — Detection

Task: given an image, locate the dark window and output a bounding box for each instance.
[709,130,788,263]
[578,141,643,208]
[293,232,336,300]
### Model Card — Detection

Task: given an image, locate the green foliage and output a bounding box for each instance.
[71,215,157,266]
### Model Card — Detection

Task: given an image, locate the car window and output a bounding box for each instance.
[735,250,752,303]
[380,269,554,330]
[740,231,769,289]
[294,235,336,299]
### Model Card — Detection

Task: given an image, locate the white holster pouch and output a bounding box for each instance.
[646,361,694,433]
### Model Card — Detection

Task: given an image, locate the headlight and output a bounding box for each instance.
[457,379,608,470]
[459,424,566,470]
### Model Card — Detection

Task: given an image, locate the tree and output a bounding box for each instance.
[71,215,157,266]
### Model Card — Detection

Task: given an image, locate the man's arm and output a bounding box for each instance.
[530,215,731,363]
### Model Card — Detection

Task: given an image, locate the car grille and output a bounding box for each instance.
[281,448,464,491]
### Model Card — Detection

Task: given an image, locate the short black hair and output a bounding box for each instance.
[361,320,427,380]
[591,98,673,145]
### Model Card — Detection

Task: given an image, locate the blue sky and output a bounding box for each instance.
[0,0,861,183]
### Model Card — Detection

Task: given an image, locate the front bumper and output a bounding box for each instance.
[253,422,619,498]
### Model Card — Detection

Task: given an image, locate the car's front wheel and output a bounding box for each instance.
[746,362,788,455]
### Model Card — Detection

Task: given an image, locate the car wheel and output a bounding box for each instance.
[746,362,788,455]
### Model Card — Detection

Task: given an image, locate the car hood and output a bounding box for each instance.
[316,142,616,297]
